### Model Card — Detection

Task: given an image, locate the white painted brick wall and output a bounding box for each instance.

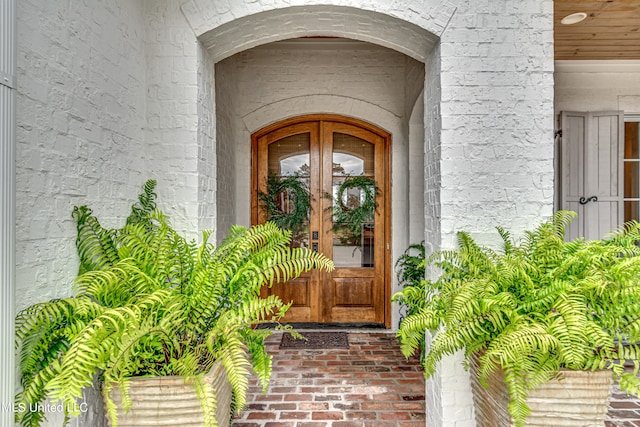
[197,45,217,235]
[234,41,411,120]
[16,1,148,424]
[439,0,555,247]
[409,96,425,242]
[144,0,201,238]
[434,1,554,426]
[407,57,427,243]
[555,61,640,115]
[424,41,444,427]
[214,55,238,238]
[16,0,147,312]
[14,1,556,426]
[182,0,457,38]
[181,1,454,61]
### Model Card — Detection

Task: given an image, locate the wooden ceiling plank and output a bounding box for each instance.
[553,0,640,60]
[555,0,640,10]
[556,33,640,40]
[555,45,640,51]
[555,26,640,34]
[556,53,640,59]
[555,42,640,49]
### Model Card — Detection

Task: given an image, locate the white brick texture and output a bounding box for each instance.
[555,61,640,114]
[16,0,147,311]
[434,2,554,425]
[144,0,201,238]
[14,1,556,426]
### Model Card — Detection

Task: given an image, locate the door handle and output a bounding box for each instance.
[579,196,598,205]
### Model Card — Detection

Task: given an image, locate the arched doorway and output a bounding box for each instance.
[251,115,391,326]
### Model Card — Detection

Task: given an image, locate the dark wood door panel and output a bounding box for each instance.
[332,277,375,307]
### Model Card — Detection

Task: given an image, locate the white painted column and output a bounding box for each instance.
[1,0,16,422]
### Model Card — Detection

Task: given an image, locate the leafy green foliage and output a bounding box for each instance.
[396,211,640,427]
[394,242,426,290]
[392,242,426,361]
[15,180,333,427]
[393,242,426,317]
[125,178,157,227]
[332,176,378,245]
[258,173,312,233]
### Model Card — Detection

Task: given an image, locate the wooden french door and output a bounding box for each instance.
[251,115,390,326]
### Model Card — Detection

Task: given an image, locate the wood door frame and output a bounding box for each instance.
[251,114,392,328]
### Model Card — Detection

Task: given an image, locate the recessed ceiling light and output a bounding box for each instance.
[561,12,587,25]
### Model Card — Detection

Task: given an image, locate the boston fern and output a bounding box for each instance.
[392,242,427,364]
[396,210,640,427]
[393,241,426,318]
[15,180,333,427]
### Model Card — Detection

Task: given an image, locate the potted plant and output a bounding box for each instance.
[392,242,426,360]
[395,211,640,427]
[15,180,333,427]
[393,241,426,318]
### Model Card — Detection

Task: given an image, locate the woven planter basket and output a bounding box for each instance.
[104,362,233,427]
[470,353,612,427]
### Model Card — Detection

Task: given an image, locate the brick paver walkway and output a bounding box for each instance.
[233,331,425,427]
[606,367,640,427]
[233,330,640,427]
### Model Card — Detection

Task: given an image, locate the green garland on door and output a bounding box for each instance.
[333,176,378,243]
[258,173,311,231]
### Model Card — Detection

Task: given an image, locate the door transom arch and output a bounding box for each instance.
[251,115,391,327]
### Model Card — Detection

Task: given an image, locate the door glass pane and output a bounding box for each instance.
[268,133,311,176]
[625,201,640,223]
[624,161,639,199]
[625,123,640,222]
[625,122,639,159]
[332,133,376,268]
[266,133,310,248]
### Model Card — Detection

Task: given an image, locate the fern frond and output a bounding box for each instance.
[126,179,157,227]
[73,206,118,273]
[397,210,640,426]
[547,293,591,369]
[396,308,439,359]
[46,290,173,411]
[208,328,252,412]
[618,371,640,398]
[503,363,531,427]
[190,375,218,427]
[74,260,162,307]
[244,332,273,392]
[101,379,118,427]
[16,181,335,427]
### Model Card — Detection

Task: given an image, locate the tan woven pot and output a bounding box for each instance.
[104,362,233,427]
[470,354,612,427]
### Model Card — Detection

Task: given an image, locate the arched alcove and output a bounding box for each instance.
[181,2,447,329]
[182,3,452,62]
[211,37,427,330]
